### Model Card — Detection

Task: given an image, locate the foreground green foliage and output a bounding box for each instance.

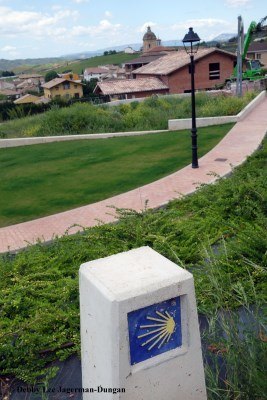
[0,91,257,138]
[0,137,266,390]
[0,125,231,227]
[203,254,266,400]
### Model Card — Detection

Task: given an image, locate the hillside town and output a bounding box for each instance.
[0,22,266,106]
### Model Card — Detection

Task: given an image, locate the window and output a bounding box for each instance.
[63,83,70,90]
[55,86,59,90]
[74,84,78,88]
[256,53,261,60]
[209,63,220,80]
[74,93,79,98]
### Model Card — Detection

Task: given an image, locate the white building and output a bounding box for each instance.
[124,46,136,54]
[83,67,109,82]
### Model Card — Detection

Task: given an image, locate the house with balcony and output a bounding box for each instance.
[42,78,83,100]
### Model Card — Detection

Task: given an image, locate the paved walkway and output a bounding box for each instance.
[0,96,266,253]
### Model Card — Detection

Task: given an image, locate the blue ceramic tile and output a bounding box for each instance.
[128,297,182,365]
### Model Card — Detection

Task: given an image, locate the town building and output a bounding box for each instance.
[94,77,169,100]
[14,94,40,104]
[58,72,81,81]
[133,48,237,93]
[83,67,109,82]
[124,47,177,77]
[124,46,136,54]
[17,74,43,80]
[42,78,83,99]
[0,89,20,101]
[247,41,267,67]
[142,26,161,53]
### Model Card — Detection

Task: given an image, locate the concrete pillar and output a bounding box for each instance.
[79,246,207,399]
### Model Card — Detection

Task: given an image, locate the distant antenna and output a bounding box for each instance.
[236,15,244,97]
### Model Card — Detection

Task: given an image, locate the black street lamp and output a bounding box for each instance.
[182,27,201,169]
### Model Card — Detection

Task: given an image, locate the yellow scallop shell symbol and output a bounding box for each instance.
[137,310,176,351]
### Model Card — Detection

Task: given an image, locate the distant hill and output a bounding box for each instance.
[212,33,236,42]
[0,57,68,71]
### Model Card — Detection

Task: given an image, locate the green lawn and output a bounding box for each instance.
[0,124,232,227]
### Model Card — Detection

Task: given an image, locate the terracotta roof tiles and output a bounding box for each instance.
[133,48,236,76]
[95,77,168,95]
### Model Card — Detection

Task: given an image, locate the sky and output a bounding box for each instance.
[0,0,266,60]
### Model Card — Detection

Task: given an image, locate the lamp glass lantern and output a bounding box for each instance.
[182,27,201,54]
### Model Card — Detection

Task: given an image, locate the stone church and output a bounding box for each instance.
[142,26,161,52]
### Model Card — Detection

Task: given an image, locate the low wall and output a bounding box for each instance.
[169,115,237,130]
[168,90,266,131]
[0,130,168,149]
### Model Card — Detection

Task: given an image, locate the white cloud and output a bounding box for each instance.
[72,0,89,3]
[0,45,19,58]
[105,11,112,18]
[171,18,230,31]
[71,19,121,37]
[225,0,250,7]
[137,22,157,33]
[0,6,78,38]
[1,45,16,51]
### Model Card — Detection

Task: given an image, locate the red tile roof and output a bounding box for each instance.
[95,77,168,95]
[84,67,108,74]
[133,48,236,76]
[42,78,83,89]
[248,42,267,52]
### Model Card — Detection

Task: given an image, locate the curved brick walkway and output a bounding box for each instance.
[0,96,266,253]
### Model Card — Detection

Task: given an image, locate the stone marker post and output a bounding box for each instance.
[79,246,207,399]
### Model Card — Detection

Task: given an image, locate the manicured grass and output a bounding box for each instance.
[0,124,232,227]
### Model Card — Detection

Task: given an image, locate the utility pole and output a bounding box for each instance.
[236,15,244,97]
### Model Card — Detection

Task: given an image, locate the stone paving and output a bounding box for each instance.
[0,95,266,253]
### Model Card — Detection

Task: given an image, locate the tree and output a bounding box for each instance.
[0,70,15,77]
[44,70,59,82]
[82,78,98,97]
